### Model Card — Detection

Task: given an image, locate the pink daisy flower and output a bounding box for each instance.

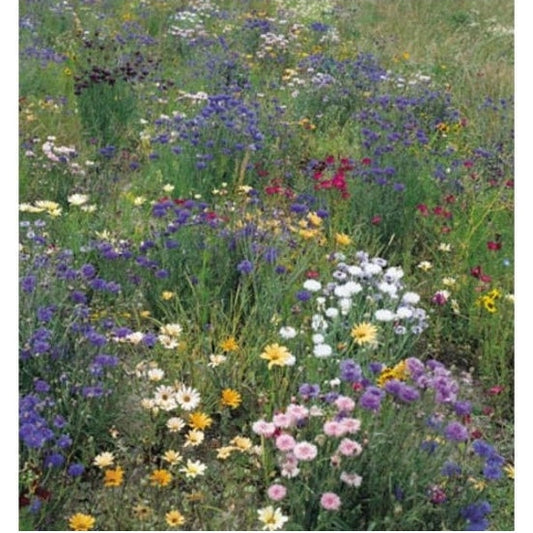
[334,395,356,412]
[337,438,363,457]
[320,492,341,511]
[323,420,346,437]
[275,433,296,452]
[267,484,287,501]
[252,419,276,437]
[339,417,361,434]
[292,441,318,461]
[273,412,294,428]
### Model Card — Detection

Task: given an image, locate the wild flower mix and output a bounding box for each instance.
[19,0,513,530]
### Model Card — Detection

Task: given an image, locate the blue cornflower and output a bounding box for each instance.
[339,359,362,383]
[56,434,73,449]
[21,275,37,293]
[237,259,253,275]
[80,264,96,278]
[68,463,85,477]
[472,439,495,458]
[461,501,491,530]
[441,461,462,477]
[295,290,311,302]
[454,400,472,416]
[37,305,56,323]
[44,452,65,468]
[299,383,320,399]
[359,386,384,412]
[444,421,469,442]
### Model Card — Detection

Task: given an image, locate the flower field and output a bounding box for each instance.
[18,0,515,530]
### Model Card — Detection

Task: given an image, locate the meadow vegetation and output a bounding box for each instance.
[18,0,514,530]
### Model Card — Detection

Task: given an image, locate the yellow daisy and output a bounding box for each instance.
[68,513,95,531]
[350,322,378,346]
[221,388,242,409]
[150,468,173,487]
[165,509,186,527]
[104,466,124,487]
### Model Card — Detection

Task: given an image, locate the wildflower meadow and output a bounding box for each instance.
[17,0,516,530]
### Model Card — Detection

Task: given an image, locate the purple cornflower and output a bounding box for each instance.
[67,463,85,477]
[396,383,420,403]
[471,440,495,458]
[295,289,311,302]
[237,259,253,274]
[299,383,320,400]
[441,461,462,477]
[454,400,472,416]
[21,275,37,293]
[444,421,469,442]
[339,360,362,383]
[461,501,491,531]
[56,434,73,449]
[44,452,65,468]
[359,386,384,412]
[80,264,96,278]
[37,305,56,323]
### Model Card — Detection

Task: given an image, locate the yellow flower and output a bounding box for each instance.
[335,232,352,246]
[260,343,294,369]
[132,503,152,521]
[184,429,205,447]
[165,509,186,527]
[104,466,124,487]
[93,452,114,469]
[417,261,433,271]
[221,388,242,409]
[350,322,378,346]
[216,445,236,459]
[230,436,252,451]
[377,367,396,387]
[504,464,515,480]
[68,513,95,531]
[468,477,487,491]
[306,212,322,227]
[162,449,183,466]
[180,459,207,478]
[150,468,173,487]
[219,336,239,352]
[161,291,174,300]
[188,411,213,430]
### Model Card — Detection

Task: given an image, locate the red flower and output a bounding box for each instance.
[371,215,382,225]
[479,274,492,283]
[444,194,456,204]
[471,428,483,439]
[306,270,320,279]
[470,265,482,278]
[488,385,504,395]
[487,241,502,251]
[416,204,429,215]
[361,157,372,166]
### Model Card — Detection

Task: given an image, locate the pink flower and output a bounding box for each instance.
[252,419,276,437]
[275,433,296,452]
[334,395,355,412]
[292,441,318,461]
[339,417,361,434]
[273,412,294,428]
[285,404,309,423]
[337,438,363,457]
[320,492,341,511]
[340,471,362,487]
[267,484,287,501]
[323,420,346,437]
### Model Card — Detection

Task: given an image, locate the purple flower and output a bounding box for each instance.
[461,501,491,530]
[340,360,362,383]
[295,289,311,302]
[359,386,384,411]
[471,440,495,458]
[444,421,469,442]
[37,305,56,323]
[21,275,37,293]
[237,259,253,274]
[44,452,65,468]
[80,264,96,278]
[397,383,420,403]
[56,434,73,449]
[441,461,462,477]
[68,463,85,477]
[454,400,472,416]
[34,379,50,393]
[299,383,320,399]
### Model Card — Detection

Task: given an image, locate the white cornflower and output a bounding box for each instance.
[303,279,322,292]
[375,309,396,322]
[325,307,339,319]
[313,343,333,358]
[402,292,420,305]
[279,326,297,339]
[67,193,89,206]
